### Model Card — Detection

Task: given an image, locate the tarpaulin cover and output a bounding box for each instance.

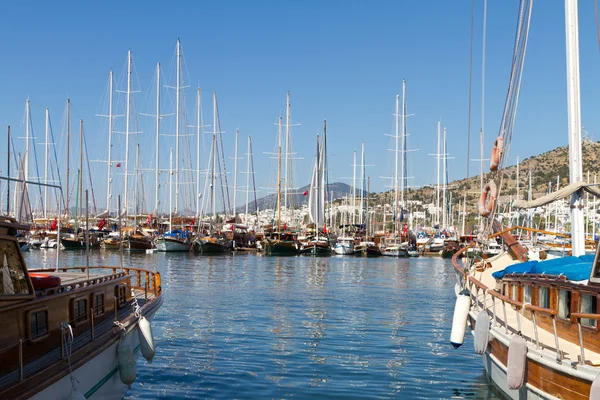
[492,256,592,281]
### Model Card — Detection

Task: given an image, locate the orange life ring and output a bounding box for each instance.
[489,137,504,172]
[478,181,497,217]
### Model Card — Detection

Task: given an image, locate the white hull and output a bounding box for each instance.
[156,238,189,252]
[381,248,407,257]
[31,312,158,400]
[333,244,354,255]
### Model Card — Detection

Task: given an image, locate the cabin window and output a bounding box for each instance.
[580,294,598,328]
[0,240,31,295]
[511,284,519,301]
[29,309,48,340]
[115,285,127,309]
[523,286,532,304]
[93,293,104,316]
[538,287,550,309]
[558,290,571,319]
[72,298,88,325]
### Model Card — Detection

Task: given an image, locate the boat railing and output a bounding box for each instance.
[0,295,138,390]
[54,266,161,297]
[452,245,568,364]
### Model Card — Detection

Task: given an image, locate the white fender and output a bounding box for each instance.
[507,335,527,390]
[138,316,156,363]
[117,341,136,387]
[473,311,490,354]
[70,388,86,400]
[450,289,471,349]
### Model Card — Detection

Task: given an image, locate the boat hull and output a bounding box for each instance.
[60,238,86,249]
[127,237,154,251]
[193,240,228,254]
[300,243,331,256]
[263,240,299,256]
[333,244,354,255]
[155,238,190,252]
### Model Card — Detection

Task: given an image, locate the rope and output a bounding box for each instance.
[131,288,142,319]
[60,322,79,390]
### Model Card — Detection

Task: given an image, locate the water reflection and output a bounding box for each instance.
[21,251,501,399]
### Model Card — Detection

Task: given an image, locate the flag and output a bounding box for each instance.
[191,217,196,226]
[303,190,309,196]
[98,218,106,230]
[116,163,121,167]
[147,214,152,224]
[323,225,327,234]
[51,218,57,230]
[283,223,287,230]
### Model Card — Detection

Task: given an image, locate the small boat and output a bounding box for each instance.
[101,236,121,250]
[155,229,191,252]
[333,237,355,255]
[263,232,300,256]
[380,237,408,257]
[300,238,332,256]
[192,236,229,254]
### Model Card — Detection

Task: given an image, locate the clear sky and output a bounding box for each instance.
[1,1,600,213]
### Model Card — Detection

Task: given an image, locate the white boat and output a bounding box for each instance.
[333,237,355,255]
[380,237,407,257]
[155,234,190,252]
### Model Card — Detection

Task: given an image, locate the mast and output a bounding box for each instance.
[106,69,114,216]
[124,50,132,219]
[442,127,447,229]
[400,79,406,219]
[79,119,83,225]
[196,88,201,219]
[25,100,30,190]
[277,117,282,236]
[436,121,441,225]
[169,148,173,229]
[284,92,290,219]
[360,142,365,225]
[245,135,251,223]
[516,156,520,199]
[66,99,70,218]
[233,128,239,217]
[6,126,9,214]
[155,63,161,217]
[134,144,139,226]
[175,39,181,214]
[565,0,584,256]
[44,108,49,218]
[394,93,399,236]
[352,151,356,225]
[212,92,217,224]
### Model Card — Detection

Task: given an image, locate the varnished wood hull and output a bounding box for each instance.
[263,240,299,256]
[127,237,154,251]
[193,240,228,254]
[300,243,331,256]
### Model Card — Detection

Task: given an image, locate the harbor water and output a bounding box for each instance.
[25,251,502,399]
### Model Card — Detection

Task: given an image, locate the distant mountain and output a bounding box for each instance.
[238,182,363,213]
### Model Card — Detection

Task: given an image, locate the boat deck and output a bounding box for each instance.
[470,253,600,365]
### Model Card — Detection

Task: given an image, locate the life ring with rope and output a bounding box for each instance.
[489,137,504,172]
[478,181,497,217]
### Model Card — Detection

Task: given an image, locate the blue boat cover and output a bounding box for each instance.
[492,256,593,281]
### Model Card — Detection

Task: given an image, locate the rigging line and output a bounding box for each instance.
[82,128,98,216]
[29,110,45,212]
[481,0,487,160]
[250,138,259,226]
[216,100,232,215]
[466,0,475,179]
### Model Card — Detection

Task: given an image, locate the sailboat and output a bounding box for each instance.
[301,121,331,256]
[450,1,600,398]
[263,116,300,256]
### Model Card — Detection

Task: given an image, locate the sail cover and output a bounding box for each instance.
[513,182,600,209]
[308,135,326,226]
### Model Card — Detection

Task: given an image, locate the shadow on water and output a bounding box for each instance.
[23,251,502,399]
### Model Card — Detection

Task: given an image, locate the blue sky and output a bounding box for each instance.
[1,1,600,213]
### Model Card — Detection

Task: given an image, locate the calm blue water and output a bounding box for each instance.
[25,251,502,399]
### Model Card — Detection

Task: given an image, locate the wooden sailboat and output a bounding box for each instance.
[301,121,331,256]
[450,2,600,398]
[263,116,299,256]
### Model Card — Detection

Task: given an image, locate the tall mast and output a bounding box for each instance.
[565,0,584,256]
[516,156,520,199]
[169,148,173,229]
[360,142,365,225]
[394,94,399,235]
[245,135,251,223]
[66,99,70,218]
[6,126,10,214]
[24,100,30,198]
[436,121,441,225]
[44,108,49,218]
[79,119,83,225]
[352,151,356,225]
[134,144,139,225]
[196,88,201,218]
[400,79,406,217]
[233,128,239,217]
[155,63,161,216]
[212,92,217,222]
[106,69,114,215]
[284,92,290,217]
[277,117,282,234]
[124,50,132,219]
[442,127,447,229]
[175,39,181,214]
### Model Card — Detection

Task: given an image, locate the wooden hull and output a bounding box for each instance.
[365,245,382,257]
[300,243,331,256]
[264,240,299,256]
[155,237,190,252]
[193,240,228,254]
[127,237,153,251]
[60,237,85,249]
